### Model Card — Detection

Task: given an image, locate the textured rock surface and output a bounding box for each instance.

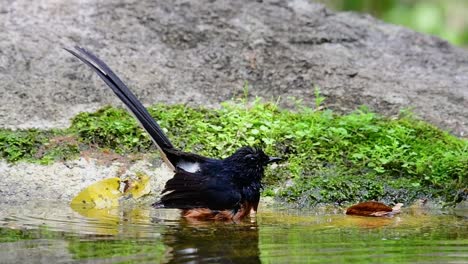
[0,0,466,136]
[1,0,467,203]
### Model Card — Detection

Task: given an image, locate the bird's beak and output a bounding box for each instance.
[267,157,282,164]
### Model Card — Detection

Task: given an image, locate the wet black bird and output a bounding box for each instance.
[65,46,281,220]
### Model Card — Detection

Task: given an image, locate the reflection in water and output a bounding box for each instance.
[162,220,260,264]
[0,201,262,263]
[74,201,262,262]
[0,201,467,263]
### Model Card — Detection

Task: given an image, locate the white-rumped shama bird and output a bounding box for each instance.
[65,46,281,221]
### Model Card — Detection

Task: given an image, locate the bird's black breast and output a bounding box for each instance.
[157,155,264,211]
[157,167,243,210]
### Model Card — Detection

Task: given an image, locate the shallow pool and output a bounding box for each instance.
[0,201,466,263]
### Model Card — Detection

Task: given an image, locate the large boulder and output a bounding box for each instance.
[0,0,467,136]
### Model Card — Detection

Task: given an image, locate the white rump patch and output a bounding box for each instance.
[177,161,201,173]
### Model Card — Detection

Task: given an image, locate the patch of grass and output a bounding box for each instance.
[0,129,47,162]
[36,135,81,164]
[0,129,80,163]
[71,106,152,153]
[1,98,466,206]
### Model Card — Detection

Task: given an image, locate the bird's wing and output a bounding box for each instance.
[65,46,176,170]
[155,170,241,210]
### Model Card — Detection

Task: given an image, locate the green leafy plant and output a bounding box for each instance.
[313,85,326,110]
[0,129,47,162]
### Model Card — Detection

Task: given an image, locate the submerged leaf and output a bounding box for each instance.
[346,201,403,217]
[70,177,122,209]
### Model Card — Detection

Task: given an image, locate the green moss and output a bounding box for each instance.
[71,106,152,153]
[0,99,466,206]
[0,129,46,162]
[0,129,80,164]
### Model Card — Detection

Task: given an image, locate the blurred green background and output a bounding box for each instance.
[319,0,468,47]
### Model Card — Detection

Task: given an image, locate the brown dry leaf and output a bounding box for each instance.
[346,201,404,217]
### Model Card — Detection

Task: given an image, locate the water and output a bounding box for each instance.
[0,201,466,263]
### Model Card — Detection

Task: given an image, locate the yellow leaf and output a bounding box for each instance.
[123,172,151,199]
[70,206,120,235]
[70,177,122,209]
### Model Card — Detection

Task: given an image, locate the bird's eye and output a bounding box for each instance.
[245,154,256,161]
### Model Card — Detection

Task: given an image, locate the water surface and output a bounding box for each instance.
[0,201,466,263]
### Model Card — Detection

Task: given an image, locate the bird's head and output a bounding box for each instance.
[224,146,281,184]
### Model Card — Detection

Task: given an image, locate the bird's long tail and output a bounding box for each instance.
[65,46,175,169]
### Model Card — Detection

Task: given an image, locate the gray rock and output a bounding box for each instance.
[0,0,467,137]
